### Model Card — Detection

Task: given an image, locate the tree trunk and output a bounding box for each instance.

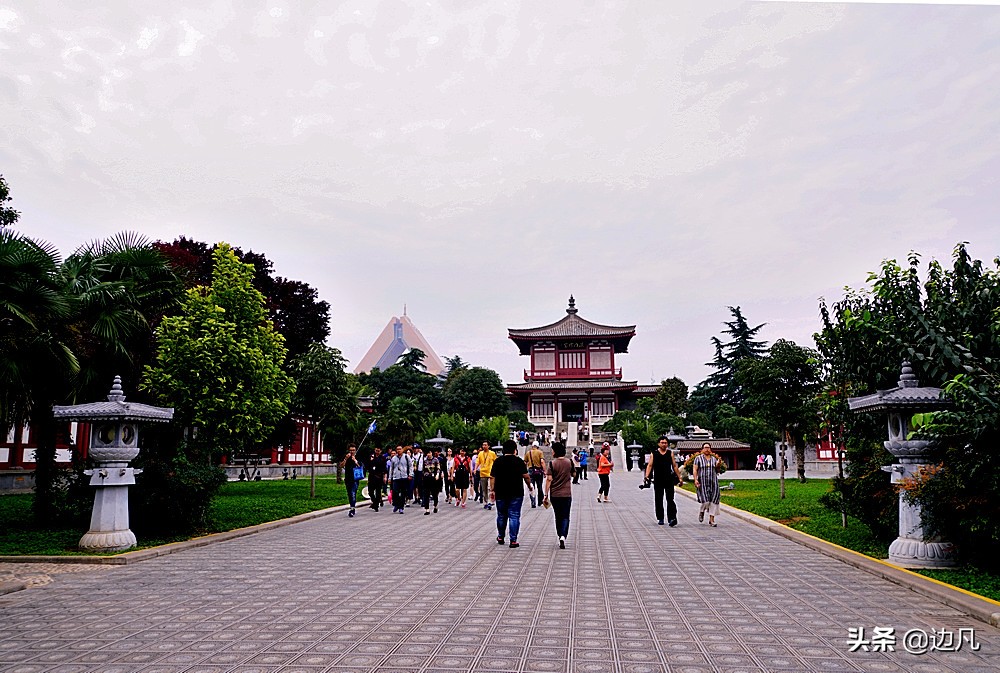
[31,409,60,525]
[778,434,786,500]
[795,434,807,483]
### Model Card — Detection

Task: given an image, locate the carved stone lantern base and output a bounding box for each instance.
[79,530,137,553]
[888,538,957,569]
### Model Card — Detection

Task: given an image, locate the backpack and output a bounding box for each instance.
[454,458,469,479]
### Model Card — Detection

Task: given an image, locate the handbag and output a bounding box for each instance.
[352,466,365,481]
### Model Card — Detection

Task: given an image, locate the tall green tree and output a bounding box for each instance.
[654,377,689,416]
[695,307,768,414]
[816,243,1000,567]
[289,343,359,458]
[154,236,330,362]
[737,339,821,485]
[360,349,442,416]
[442,366,509,422]
[143,243,294,458]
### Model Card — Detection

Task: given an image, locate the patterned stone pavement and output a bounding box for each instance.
[1,469,998,673]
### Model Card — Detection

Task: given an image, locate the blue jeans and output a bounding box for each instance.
[346,480,358,509]
[496,496,524,542]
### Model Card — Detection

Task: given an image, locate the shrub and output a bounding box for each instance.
[132,447,227,536]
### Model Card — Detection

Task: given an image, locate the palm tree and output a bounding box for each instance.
[1,229,181,521]
[59,232,181,399]
[0,229,76,444]
[382,396,423,444]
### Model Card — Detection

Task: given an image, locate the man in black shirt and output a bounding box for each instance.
[490,439,533,548]
[366,446,386,511]
[644,436,684,527]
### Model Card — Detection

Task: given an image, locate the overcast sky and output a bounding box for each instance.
[3,1,999,390]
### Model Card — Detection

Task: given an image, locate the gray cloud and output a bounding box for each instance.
[2,1,999,389]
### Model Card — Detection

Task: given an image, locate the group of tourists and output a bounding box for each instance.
[754,452,776,470]
[339,435,724,545]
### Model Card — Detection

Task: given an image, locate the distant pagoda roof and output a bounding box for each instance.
[848,362,948,413]
[675,438,752,452]
[508,296,636,355]
[52,376,174,423]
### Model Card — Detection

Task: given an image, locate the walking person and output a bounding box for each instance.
[342,444,363,518]
[524,441,545,508]
[572,449,581,484]
[693,442,722,526]
[471,450,481,502]
[411,444,424,504]
[366,446,386,511]
[422,448,442,514]
[443,448,455,504]
[389,445,412,514]
[644,436,684,526]
[490,440,532,548]
[542,441,574,548]
[451,448,472,508]
[579,444,590,480]
[596,444,614,502]
[477,441,497,510]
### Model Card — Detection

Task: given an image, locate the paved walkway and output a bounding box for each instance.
[1,470,998,673]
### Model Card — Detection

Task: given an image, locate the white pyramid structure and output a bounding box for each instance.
[354,311,447,376]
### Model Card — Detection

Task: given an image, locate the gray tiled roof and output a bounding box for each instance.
[848,362,948,413]
[52,376,174,423]
[506,380,639,391]
[508,312,636,339]
[675,438,753,451]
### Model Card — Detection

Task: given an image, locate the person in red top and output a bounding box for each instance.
[450,448,472,508]
[596,443,614,503]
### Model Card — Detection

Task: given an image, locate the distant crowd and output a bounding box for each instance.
[339,435,727,547]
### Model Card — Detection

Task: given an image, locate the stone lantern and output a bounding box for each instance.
[53,376,173,552]
[847,362,956,568]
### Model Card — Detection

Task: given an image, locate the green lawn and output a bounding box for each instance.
[682,479,1000,603]
[682,479,889,559]
[0,475,354,556]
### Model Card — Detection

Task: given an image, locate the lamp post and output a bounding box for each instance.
[848,362,957,568]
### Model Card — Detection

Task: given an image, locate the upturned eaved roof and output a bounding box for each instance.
[508,296,636,355]
[506,380,640,392]
[52,377,174,423]
[675,438,752,451]
[847,362,948,413]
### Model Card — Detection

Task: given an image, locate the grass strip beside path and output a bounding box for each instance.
[681,479,1000,603]
[0,475,354,556]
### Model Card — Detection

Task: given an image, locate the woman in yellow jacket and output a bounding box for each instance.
[596,444,614,503]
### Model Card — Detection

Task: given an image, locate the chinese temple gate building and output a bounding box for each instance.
[506,297,656,441]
